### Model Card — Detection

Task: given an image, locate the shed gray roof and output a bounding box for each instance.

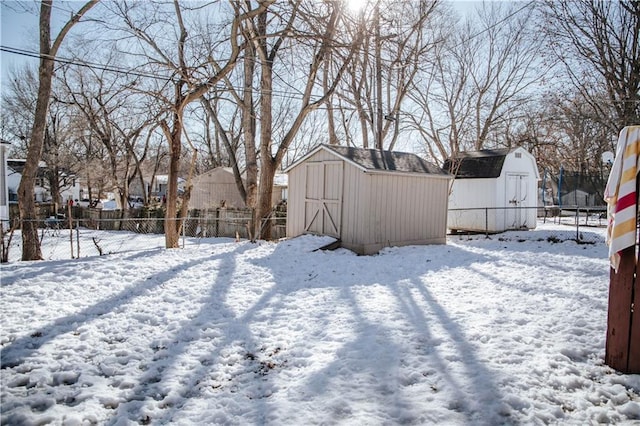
[443,148,515,178]
[323,145,448,175]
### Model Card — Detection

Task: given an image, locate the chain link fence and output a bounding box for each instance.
[1,214,286,263]
[448,206,607,244]
[2,205,607,262]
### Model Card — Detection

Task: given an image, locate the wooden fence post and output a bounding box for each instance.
[605,179,639,373]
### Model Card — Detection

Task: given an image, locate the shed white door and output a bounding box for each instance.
[304,161,342,237]
[506,173,529,229]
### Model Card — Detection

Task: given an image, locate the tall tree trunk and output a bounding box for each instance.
[242,26,258,242]
[17,0,98,261]
[257,158,276,240]
[165,126,182,248]
[18,1,55,261]
[160,85,184,248]
[257,26,274,240]
[324,51,339,145]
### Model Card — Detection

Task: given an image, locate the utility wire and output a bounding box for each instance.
[1,46,174,82]
[0,45,322,103]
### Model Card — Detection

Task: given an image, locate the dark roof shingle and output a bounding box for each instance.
[324,145,447,175]
[443,148,514,178]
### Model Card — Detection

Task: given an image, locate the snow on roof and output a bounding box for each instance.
[155,175,186,184]
[7,159,49,174]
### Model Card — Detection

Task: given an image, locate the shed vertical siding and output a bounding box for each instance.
[287,146,451,254]
[323,161,343,237]
[339,160,367,251]
[304,162,323,234]
[286,161,306,237]
[354,173,449,254]
[500,150,538,229]
[303,160,342,237]
[191,169,247,210]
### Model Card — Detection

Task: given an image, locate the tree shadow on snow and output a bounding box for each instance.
[6,234,592,424]
[110,242,276,425]
[0,251,221,369]
[237,238,509,424]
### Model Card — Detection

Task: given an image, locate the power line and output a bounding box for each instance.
[1,44,377,106]
[450,1,535,49]
[1,45,174,82]
[5,42,638,113]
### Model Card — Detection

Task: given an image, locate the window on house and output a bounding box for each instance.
[515,152,522,158]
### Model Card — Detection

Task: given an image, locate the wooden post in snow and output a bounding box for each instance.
[605,178,639,373]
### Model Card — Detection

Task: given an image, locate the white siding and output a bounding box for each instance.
[448,178,501,232]
[0,142,9,226]
[448,147,539,232]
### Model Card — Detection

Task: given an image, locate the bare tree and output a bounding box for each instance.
[199,94,246,205]
[58,61,158,210]
[70,125,110,202]
[110,0,271,248]
[1,67,40,153]
[408,2,545,163]
[333,0,440,150]
[230,0,363,240]
[513,91,614,203]
[543,0,640,131]
[40,100,78,211]
[17,0,98,261]
[191,97,238,172]
[3,65,91,211]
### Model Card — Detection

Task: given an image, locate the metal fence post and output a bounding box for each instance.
[575,208,580,241]
[485,207,489,238]
[182,216,187,248]
[76,221,80,258]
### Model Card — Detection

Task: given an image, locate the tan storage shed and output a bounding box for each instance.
[190,167,287,210]
[285,144,452,255]
[190,167,247,209]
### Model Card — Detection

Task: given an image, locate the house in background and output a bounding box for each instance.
[129,174,187,201]
[274,173,288,203]
[151,174,186,197]
[5,159,81,205]
[286,144,451,255]
[555,171,605,208]
[59,170,81,203]
[190,167,288,211]
[444,147,540,233]
[7,159,47,203]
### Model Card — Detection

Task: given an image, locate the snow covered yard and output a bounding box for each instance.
[1,222,639,425]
